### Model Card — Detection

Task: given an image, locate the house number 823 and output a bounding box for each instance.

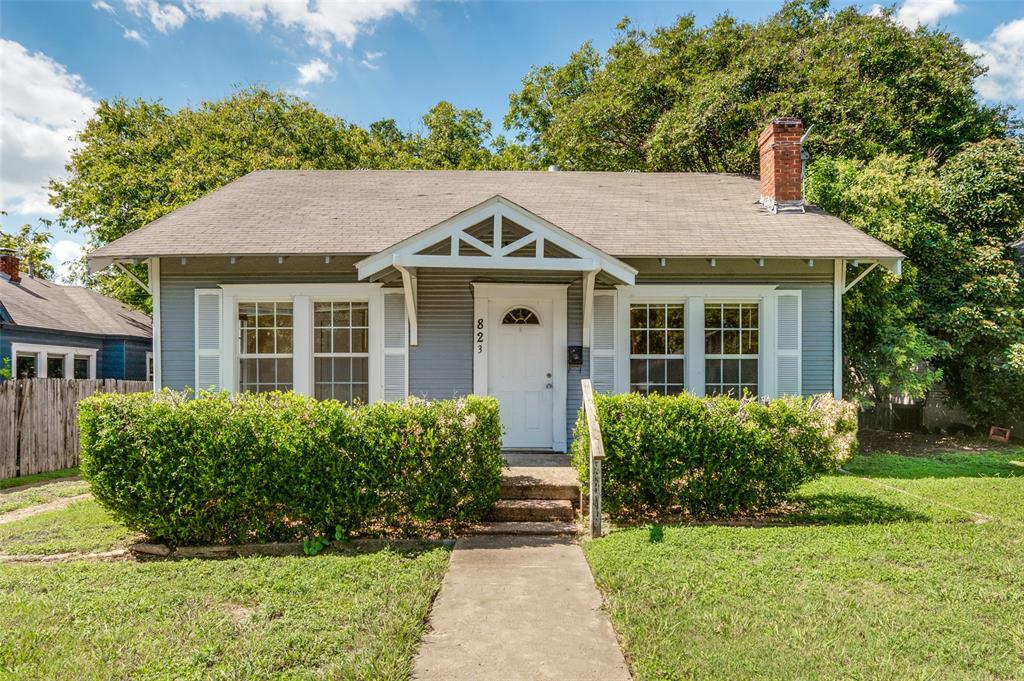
[476,318,484,353]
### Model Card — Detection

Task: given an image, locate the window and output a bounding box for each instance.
[15,353,36,378]
[502,307,540,325]
[629,303,685,395]
[705,302,759,397]
[146,352,154,382]
[313,301,369,403]
[46,355,65,378]
[238,302,293,392]
[73,356,90,379]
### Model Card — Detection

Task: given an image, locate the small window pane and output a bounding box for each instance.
[351,329,368,353]
[630,306,647,328]
[276,329,293,354]
[723,306,741,329]
[314,303,332,327]
[648,305,665,329]
[706,359,722,384]
[16,354,37,379]
[723,330,740,355]
[722,358,740,384]
[352,357,368,382]
[352,383,369,403]
[47,355,65,378]
[314,329,330,353]
[705,330,722,355]
[334,357,352,382]
[73,357,89,379]
[256,303,275,327]
[333,328,349,353]
[668,330,685,355]
[666,359,684,384]
[351,304,368,327]
[705,306,721,328]
[667,305,685,329]
[630,359,646,383]
[257,329,274,354]
[630,330,646,355]
[741,359,758,384]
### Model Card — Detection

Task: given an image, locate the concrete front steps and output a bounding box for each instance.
[473,451,581,536]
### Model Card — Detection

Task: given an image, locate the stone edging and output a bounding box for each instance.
[131,537,456,559]
[0,548,129,564]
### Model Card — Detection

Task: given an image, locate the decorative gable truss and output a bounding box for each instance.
[355,195,637,347]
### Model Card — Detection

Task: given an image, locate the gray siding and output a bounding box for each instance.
[779,283,834,396]
[408,269,586,444]
[156,256,836,440]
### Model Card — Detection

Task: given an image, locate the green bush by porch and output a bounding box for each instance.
[571,392,857,518]
[78,392,503,545]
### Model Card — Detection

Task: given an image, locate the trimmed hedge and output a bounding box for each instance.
[571,392,857,519]
[78,391,503,545]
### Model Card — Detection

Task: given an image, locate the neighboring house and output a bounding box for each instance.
[88,119,903,450]
[0,250,152,381]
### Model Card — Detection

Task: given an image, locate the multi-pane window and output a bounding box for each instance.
[629,303,685,395]
[314,301,369,403]
[238,302,293,392]
[705,302,759,397]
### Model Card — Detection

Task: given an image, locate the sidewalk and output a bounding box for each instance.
[412,534,631,681]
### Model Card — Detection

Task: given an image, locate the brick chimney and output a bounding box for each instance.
[757,118,805,213]
[0,249,21,284]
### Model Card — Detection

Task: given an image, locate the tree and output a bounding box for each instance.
[506,1,1008,171]
[0,217,55,280]
[807,141,1024,425]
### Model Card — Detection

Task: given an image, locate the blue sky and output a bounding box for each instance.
[1,0,1022,278]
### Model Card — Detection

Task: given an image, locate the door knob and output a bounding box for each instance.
[546,383,552,389]
[546,372,552,378]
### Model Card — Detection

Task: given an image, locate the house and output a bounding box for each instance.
[0,250,152,380]
[87,119,903,451]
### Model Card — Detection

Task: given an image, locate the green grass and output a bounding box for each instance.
[585,446,1024,680]
[0,499,137,555]
[0,467,80,490]
[0,547,451,680]
[0,478,91,514]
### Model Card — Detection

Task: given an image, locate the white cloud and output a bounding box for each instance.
[893,0,961,28]
[91,0,116,14]
[184,0,414,53]
[50,239,85,283]
[361,50,384,69]
[121,27,149,45]
[966,18,1024,102]
[0,40,97,215]
[124,0,187,34]
[296,58,332,86]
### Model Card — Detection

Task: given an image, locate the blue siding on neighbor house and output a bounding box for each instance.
[0,326,151,380]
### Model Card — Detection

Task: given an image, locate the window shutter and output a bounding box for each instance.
[775,291,802,396]
[383,291,408,402]
[590,291,616,394]
[194,289,222,391]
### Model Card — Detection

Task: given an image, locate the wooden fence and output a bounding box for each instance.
[0,379,152,479]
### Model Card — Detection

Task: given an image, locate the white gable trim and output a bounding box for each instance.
[355,195,637,284]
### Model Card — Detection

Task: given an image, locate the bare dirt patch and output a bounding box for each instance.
[858,430,1019,456]
[0,493,92,526]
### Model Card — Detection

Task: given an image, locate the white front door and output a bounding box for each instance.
[488,296,555,448]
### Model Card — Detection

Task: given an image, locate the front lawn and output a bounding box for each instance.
[0,467,80,491]
[585,444,1024,680]
[0,548,450,679]
[0,499,137,555]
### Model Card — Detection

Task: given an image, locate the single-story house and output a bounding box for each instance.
[0,250,152,380]
[88,119,903,451]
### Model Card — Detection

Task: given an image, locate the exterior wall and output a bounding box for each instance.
[0,325,151,379]
[156,256,837,443]
[407,269,586,444]
[627,258,834,398]
[158,256,361,390]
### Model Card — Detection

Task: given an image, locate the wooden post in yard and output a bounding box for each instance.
[581,379,605,538]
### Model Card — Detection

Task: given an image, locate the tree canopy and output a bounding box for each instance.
[0,218,55,280]
[505,0,1009,172]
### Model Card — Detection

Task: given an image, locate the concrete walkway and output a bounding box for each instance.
[412,534,631,680]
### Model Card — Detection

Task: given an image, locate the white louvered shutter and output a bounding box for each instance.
[382,291,408,402]
[775,291,802,396]
[194,289,222,391]
[590,291,617,394]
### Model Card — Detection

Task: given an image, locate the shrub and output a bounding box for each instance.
[571,392,857,519]
[78,391,503,545]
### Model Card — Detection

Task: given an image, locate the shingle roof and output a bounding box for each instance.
[0,275,151,338]
[91,170,903,261]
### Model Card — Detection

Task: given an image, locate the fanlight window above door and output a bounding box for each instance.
[502,307,540,325]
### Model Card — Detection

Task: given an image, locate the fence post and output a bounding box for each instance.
[581,379,605,538]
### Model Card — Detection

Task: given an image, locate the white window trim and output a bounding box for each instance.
[236,300,296,393]
[703,301,762,397]
[613,284,784,397]
[149,257,161,391]
[11,343,97,379]
[311,300,371,402]
[146,351,154,382]
[216,283,385,400]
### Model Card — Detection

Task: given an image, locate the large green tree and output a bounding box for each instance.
[506,0,1008,171]
[807,139,1024,424]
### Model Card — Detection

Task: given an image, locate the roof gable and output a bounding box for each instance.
[355,195,638,283]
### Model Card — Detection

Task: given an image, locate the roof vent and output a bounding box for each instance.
[757,118,805,214]
[548,164,560,172]
[0,248,21,284]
